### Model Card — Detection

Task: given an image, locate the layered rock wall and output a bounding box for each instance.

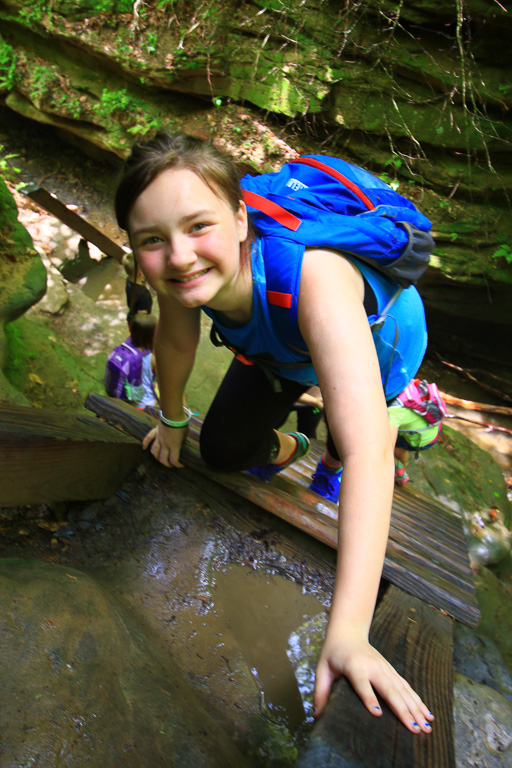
[0,0,511,291]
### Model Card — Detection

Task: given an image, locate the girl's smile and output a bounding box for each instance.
[128,168,251,319]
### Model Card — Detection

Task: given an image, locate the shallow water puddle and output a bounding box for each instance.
[211,564,326,731]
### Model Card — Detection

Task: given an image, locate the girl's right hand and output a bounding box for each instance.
[142,422,187,468]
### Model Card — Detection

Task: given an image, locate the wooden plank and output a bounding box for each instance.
[0,403,143,505]
[296,585,455,768]
[84,394,481,626]
[21,184,129,262]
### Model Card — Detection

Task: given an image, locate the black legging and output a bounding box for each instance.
[200,358,339,471]
[200,276,377,470]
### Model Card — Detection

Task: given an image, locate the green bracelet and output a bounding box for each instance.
[160,407,192,428]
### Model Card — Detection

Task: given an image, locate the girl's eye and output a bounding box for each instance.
[142,235,162,246]
[191,222,208,232]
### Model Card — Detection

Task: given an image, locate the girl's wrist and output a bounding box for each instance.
[160,407,192,428]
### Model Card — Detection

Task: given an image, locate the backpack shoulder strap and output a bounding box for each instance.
[259,237,307,353]
[242,190,302,231]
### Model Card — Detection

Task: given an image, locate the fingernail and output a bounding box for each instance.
[424,722,432,728]
[374,706,381,711]
[412,722,419,728]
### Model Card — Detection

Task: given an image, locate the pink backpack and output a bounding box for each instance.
[397,379,447,426]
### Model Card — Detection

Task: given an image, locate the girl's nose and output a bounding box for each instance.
[166,236,195,269]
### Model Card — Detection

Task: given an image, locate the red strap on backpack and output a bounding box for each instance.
[242,156,376,233]
[242,190,302,231]
[294,157,375,211]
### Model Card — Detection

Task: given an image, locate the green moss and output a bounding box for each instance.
[406,425,511,526]
[473,566,512,672]
[0,35,17,92]
[3,316,105,410]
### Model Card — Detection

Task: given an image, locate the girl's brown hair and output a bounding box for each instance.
[129,312,157,350]
[115,131,244,233]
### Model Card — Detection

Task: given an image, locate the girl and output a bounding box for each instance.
[115,131,434,735]
[128,312,158,409]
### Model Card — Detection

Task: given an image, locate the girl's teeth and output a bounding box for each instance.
[177,269,207,282]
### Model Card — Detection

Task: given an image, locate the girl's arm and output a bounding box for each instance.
[298,248,433,735]
[142,293,200,468]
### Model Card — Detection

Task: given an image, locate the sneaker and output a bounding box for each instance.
[394,460,409,486]
[309,460,342,503]
[248,432,310,482]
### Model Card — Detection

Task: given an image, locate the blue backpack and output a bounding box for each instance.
[240,154,434,291]
[104,341,145,403]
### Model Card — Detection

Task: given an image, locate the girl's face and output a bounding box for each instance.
[128,167,249,314]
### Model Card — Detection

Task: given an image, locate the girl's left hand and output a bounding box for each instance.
[142,421,187,468]
[313,632,434,734]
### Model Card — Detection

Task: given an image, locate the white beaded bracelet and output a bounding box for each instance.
[160,407,192,428]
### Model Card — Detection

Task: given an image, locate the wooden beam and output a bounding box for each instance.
[21,184,129,262]
[0,403,143,505]
[297,585,455,768]
[84,393,481,627]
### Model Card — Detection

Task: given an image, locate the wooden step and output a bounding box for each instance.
[0,403,143,506]
[297,584,455,768]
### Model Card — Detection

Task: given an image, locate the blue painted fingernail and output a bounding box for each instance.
[412,722,419,728]
[424,722,432,728]
[374,706,381,711]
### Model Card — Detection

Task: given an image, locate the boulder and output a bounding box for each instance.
[0,558,246,767]
[0,177,46,329]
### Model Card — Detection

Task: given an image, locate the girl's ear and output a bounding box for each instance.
[236,200,249,243]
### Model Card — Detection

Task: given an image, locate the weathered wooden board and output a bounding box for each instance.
[21,184,129,262]
[85,393,481,627]
[0,403,143,505]
[297,585,454,768]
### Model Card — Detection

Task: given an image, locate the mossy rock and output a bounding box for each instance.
[2,315,105,409]
[0,177,46,325]
[406,425,511,525]
[471,565,512,675]
[55,0,133,20]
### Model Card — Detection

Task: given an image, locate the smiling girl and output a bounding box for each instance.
[115,131,434,735]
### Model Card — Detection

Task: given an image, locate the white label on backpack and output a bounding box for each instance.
[286,178,308,191]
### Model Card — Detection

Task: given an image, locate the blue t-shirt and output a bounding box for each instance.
[203,237,427,399]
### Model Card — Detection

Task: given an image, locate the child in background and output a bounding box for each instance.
[388,379,446,486]
[128,312,158,409]
[122,251,153,327]
[311,379,446,500]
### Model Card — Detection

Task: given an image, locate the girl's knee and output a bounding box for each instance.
[199,421,239,471]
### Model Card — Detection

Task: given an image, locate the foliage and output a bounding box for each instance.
[95,87,135,116]
[17,2,47,26]
[492,242,512,265]
[94,88,159,136]
[14,0,134,24]
[0,144,25,190]
[0,38,17,92]
[31,64,59,102]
